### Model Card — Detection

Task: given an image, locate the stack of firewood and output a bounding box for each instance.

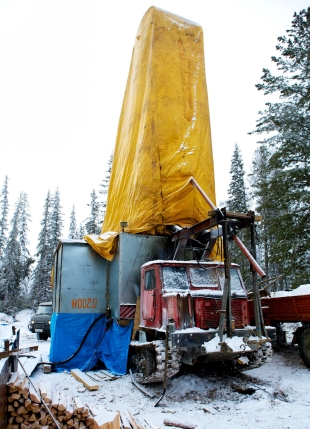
[7,372,96,429]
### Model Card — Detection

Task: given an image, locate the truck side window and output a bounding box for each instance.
[145,269,156,290]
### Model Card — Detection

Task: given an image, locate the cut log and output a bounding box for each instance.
[16,374,27,390]
[93,411,120,429]
[28,413,37,422]
[20,380,30,399]
[64,395,73,420]
[59,390,67,411]
[71,369,99,391]
[7,372,20,389]
[16,406,28,415]
[163,420,197,429]
[39,410,47,421]
[74,396,85,414]
[39,381,47,399]
[28,383,41,404]
[52,391,60,408]
[8,393,21,402]
[24,398,31,409]
[85,417,95,427]
[45,380,52,402]
[29,403,41,413]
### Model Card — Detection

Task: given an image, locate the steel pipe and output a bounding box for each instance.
[233,234,266,278]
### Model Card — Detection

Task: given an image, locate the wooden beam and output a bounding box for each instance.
[71,369,99,391]
[0,346,38,359]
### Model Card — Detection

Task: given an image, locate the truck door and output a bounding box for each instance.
[142,269,156,321]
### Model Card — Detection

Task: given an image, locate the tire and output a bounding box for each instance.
[36,332,48,341]
[299,327,310,368]
[274,323,286,345]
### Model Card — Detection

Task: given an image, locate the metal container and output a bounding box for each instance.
[52,234,171,318]
[52,239,107,314]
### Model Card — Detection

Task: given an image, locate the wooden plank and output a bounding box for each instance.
[163,420,197,429]
[0,346,38,359]
[86,403,100,416]
[19,356,40,376]
[120,413,131,429]
[99,371,117,380]
[125,409,139,429]
[71,369,99,391]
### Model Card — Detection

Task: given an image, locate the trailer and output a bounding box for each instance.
[248,284,310,368]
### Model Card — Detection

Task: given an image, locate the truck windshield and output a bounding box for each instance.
[37,305,52,315]
[162,266,189,290]
[218,268,246,294]
[189,267,218,288]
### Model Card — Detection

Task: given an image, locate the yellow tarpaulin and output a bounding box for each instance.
[85,6,217,260]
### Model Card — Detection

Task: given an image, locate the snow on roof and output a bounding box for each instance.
[141,260,239,268]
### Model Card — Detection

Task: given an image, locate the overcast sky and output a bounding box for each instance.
[0,0,309,254]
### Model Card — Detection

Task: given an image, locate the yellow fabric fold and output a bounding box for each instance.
[85,7,216,260]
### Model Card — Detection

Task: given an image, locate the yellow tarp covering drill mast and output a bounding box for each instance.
[85,6,217,260]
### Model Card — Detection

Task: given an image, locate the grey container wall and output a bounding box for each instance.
[108,233,171,318]
[52,234,171,317]
[53,239,107,314]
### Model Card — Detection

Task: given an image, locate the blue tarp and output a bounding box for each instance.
[49,313,133,375]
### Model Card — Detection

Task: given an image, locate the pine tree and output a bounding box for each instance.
[85,189,101,235]
[227,143,248,212]
[0,193,34,312]
[49,188,64,255]
[99,151,113,221]
[78,222,86,239]
[31,190,53,305]
[226,144,251,287]
[249,146,287,291]
[68,205,78,239]
[18,192,34,295]
[0,176,9,260]
[250,8,310,287]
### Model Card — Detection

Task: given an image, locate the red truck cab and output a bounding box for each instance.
[140,260,249,332]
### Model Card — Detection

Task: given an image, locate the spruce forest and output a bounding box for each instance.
[1,8,309,314]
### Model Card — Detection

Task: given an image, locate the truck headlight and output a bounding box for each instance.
[31,321,34,324]
[48,321,51,324]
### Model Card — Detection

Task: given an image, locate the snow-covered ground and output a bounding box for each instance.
[1,310,310,429]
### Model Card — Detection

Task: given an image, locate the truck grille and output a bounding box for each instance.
[193,297,249,329]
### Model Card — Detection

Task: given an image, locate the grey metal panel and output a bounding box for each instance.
[108,233,171,318]
[54,240,107,314]
[53,235,172,318]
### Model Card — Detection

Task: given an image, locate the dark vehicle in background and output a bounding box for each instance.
[28,302,52,340]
